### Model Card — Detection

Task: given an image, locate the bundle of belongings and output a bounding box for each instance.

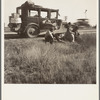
[21,1,42,8]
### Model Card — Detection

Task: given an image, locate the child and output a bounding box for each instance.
[72,25,80,41]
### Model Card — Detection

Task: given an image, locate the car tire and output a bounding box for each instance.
[26,25,39,38]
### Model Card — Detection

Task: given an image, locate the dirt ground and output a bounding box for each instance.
[4,26,96,40]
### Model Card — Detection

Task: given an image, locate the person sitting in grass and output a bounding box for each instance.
[72,24,80,41]
[45,27,60,44]
[45,27,54,44]
[64,22,75,42]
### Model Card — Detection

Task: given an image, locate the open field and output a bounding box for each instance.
[4,30,96,84]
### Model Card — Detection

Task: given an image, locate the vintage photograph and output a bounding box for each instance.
[4,0,97,84]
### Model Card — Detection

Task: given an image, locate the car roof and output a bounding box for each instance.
[17,5,59,12]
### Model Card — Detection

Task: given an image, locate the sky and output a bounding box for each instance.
[4,0,97,26]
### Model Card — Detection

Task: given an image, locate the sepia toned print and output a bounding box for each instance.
[4,0,97,84]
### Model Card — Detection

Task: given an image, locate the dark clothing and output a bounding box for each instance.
[45,30,54,44]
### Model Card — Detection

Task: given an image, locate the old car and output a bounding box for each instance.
[8,1,62,38]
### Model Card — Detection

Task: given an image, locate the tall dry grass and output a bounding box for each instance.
[4,33,96,84]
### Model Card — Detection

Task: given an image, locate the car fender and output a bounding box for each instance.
[24,23,39,33]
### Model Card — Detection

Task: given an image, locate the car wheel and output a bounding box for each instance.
[26,25,39,38]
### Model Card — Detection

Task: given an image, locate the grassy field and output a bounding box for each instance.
[4,33,96,84]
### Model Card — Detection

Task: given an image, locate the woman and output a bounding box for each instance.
[64,22,75,42]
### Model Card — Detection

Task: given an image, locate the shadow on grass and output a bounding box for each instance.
[4,33,25,39]
[4,33,45,39]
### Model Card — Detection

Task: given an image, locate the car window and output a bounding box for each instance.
[41,11,47,18]
[18,9,21,15]
[29,10,38,17]
[51,12,56,19]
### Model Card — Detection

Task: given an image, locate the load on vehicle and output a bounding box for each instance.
[8,1,62,38]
